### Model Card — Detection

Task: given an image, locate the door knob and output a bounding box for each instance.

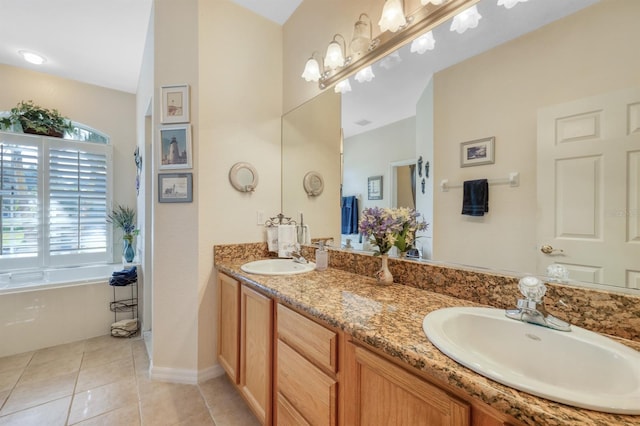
[541,245,563,255]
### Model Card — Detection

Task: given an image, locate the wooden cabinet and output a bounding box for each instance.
[347,342,471,426]
[217,273,522,426]
[240,285,273,425]
[217,273,273,425]
[217,273,240,382]
[276,304,338,426]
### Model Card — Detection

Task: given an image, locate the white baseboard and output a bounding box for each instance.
[149,362,225,384]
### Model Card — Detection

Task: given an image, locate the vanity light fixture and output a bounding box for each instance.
[334,78,352,94]
[354,66,375,83]
[302,0,479,89]
[350,14,373,57]
[410,31,436,54]
[19,50,46,65]
[450,5,482,34]
[325,34,348,70]
[378,0,407,33]
[301,52,323,82]
[497,0,528,9]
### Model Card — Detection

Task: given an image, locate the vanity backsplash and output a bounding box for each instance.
[213,242,640,342]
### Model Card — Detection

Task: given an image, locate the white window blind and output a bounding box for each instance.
[0,132,112,270]
[0,140,39,262]
[48,143,108,257]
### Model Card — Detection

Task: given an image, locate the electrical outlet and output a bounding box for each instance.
[256,210,264,225]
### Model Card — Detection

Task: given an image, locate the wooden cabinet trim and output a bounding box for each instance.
[277,392,311,426]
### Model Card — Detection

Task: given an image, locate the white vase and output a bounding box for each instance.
[375,254,393,285]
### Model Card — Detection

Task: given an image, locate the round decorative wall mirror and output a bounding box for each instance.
[229,162,259,192]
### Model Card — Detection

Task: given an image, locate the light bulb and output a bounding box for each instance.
[334,79,352,94]
[450,5,482,34]
[324,41,345,69]
[410,31,436,54]
[378,0,407,33]
[497,0,528,9]
[355,66,375,83]
[19,50,46,65]
[301,58,321,82]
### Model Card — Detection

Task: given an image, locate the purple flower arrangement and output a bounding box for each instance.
[358,207,428,256]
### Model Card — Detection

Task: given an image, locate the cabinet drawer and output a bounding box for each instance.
[278,340,337,426]
[277,304,337,373]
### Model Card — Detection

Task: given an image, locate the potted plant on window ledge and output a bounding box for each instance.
[108,205,139,263]
[0,100,74,138]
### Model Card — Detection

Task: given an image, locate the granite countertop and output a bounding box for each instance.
[217,261,640,426]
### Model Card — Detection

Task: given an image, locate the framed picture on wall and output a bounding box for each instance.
[159,124,192,170]
[368,175,383,200]
[460,137,495,167]
[158,173,193,203]
[160,84,190,124]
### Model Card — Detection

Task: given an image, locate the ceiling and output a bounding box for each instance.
[0,0,597,115]
[0,0,300,94]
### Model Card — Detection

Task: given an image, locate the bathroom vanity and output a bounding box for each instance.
[214,243,640,426]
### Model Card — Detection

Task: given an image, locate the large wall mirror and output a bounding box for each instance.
[282,0,640,294]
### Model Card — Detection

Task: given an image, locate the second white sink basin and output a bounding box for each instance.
[423,307,640,414]
[240,259,315,275]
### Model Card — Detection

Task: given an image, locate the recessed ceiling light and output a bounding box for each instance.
[19,50,46,65]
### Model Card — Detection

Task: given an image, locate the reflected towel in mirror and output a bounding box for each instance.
[462,179,489,216]
[341,196,359,234]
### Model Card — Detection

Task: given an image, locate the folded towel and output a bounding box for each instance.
[462,179,489,216]
[266,226,278,252]
[278,224,297,258]
[109,266,137,286]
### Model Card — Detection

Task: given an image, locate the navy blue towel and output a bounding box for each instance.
[461,179,489,216]
[341,196,359,234]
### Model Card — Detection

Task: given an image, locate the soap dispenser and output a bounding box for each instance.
[315,241,328,271]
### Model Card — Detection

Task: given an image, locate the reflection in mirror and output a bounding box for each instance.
[282,90,341,242]
[283,0,640,292]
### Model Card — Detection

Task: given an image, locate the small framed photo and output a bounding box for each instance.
[460,137,495,167]
[160,84,190,124]
[368,175,383,200]
[159,125,192,170]
[158,173,193,203]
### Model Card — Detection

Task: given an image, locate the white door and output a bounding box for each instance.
[537,88,640,289]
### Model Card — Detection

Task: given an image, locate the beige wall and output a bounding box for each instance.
[433,0,640,273]
[197,0,282,371]
[148,0,282,378]
[151,0,200,377]
[0,64,138,262]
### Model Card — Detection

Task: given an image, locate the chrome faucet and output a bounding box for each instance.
[505,276,571,332]
[289,246,308,264]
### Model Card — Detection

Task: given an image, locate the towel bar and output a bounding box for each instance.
[440,172,519,192]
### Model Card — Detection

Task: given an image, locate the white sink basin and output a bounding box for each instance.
[423,307,640,414]
[240,259,315,275]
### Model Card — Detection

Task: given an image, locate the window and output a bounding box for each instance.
[0,130,112,270]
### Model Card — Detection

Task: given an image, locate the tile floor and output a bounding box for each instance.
[0,336,259,425]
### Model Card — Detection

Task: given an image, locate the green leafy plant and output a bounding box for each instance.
[107,205,139,242]
[0,100,74,138]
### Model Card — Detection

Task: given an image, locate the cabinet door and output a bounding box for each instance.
[351,344,470,426]
[218,273,240,383]
[240,285,273,425]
